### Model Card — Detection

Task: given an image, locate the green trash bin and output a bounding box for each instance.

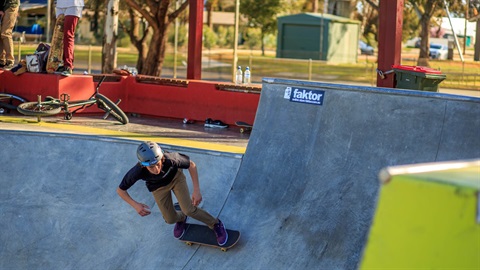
[392,65,446,92]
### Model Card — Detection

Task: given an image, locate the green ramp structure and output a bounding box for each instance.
[361,159,480,269]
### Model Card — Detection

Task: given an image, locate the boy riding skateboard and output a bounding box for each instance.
[117,141,228,246]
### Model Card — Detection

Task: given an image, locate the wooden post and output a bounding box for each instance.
[187,0,203,80]
[376,0,404,88]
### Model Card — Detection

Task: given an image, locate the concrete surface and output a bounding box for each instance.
[1,79,479,270]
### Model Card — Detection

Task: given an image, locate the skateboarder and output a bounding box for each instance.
[0,0,19,70]
[54,0,84,76]
[117,141,229,246]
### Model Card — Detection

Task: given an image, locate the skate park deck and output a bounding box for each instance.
[1,79,479,269]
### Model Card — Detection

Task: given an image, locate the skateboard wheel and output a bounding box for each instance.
[186,242,193,246]
[240,128,245,133]
[221,248,227,252]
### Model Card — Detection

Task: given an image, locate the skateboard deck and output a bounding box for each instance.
[46,14,65,73]
[235,121,252,133]
[179,223,240,252]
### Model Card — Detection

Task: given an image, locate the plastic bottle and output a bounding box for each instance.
[235,66,243,85]
[244,66,251,85]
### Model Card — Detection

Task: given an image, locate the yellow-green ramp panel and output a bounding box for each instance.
[361,159,480,269]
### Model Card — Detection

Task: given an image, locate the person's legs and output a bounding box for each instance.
[0,7,19,67]
[172,170,218,228]
[62,15,79,70]
[152,182,185,225]
[152,169,228,244]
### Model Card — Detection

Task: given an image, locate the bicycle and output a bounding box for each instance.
[17,75,129,125]
[0,93,28,114]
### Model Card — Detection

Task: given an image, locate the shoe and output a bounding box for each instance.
[60,67,73,77]
[3,62,14,70]
[204,118,228,128]
[213,219,228,246]
[173,215,187,239]
[55,66,66,73]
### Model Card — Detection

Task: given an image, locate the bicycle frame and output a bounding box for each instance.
[48,75,108,119]
[17,75,128,124]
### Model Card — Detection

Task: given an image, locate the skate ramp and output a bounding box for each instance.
[216,79,480,269]
[1,78,480,270]
[0,131,242,269]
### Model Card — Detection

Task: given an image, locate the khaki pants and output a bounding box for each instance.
[152,169,218,228]
[0,6,18,63]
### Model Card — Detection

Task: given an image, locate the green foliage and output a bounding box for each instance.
[263,33,277,49]
[403,2,421,41]
[216,26,234,47]
[203,26,218,50]
[240,0,284,35]
[244,28,262,50]
[168,24,188,48]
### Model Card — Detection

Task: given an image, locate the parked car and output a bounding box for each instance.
[359,41,374,55]
[405,37,421,48]
[429,43,449,60]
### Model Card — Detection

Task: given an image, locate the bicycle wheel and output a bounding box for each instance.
[95,93,129,125]
[17,101,62,116]
[0,93,28,112]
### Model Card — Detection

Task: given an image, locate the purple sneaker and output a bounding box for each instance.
[213,219,228,246]
[174,216,187,239]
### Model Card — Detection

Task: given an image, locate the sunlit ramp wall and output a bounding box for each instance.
[220,78,480,269]
[361,159,480,269]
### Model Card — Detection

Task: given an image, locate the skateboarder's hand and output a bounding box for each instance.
[135,202,151,216]
[191,190,202,206]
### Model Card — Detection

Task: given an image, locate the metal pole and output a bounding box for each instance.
[88,44,92,74]
[232,0,240,83]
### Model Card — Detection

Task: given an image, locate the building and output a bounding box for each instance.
[276,13,360,63]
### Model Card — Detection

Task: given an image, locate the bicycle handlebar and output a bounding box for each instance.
[95,75,107,93]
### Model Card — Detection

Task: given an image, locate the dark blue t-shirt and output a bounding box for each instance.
[119,152,190,192]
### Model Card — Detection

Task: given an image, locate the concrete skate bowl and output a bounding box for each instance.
[1,78,480,270]
[0,131,242,269]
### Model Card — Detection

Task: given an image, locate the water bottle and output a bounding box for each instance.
[244,66,251,85]
[235,66,243,85]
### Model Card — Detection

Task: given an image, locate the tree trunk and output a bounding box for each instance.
[143,27,168,77]
[312,0,318,12]
[102,0,119,73]
[124,0,190,77]
[418,14,430,67]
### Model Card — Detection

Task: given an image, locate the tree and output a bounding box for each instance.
[102,0,119,73]
[408,0,466,66]
[123,0,189,76]
[241,0,284,56]
[354,0,379,45]
[205,0,219,28]
[120,6,150,73]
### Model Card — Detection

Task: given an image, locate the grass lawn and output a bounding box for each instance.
[14,44,480,90]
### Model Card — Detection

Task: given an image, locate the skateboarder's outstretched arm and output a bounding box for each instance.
[116,187,151,216]
[188,160,203,207]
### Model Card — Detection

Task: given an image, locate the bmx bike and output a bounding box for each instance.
[0,93,28,114]
[17,75,129,125]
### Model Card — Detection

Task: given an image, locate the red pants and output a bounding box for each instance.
[63,15,79,69]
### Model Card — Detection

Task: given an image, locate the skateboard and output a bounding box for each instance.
[179,223,241,252]
[235,121,252,133]
[46,14,65,73]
